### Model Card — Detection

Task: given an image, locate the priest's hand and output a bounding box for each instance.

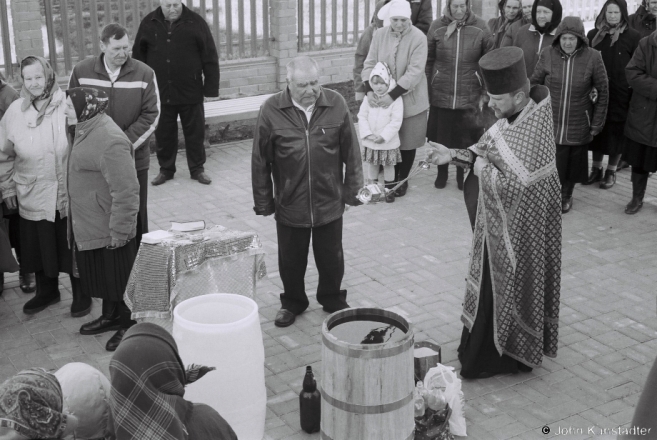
[473,157,490,177]
[426,141,452,165]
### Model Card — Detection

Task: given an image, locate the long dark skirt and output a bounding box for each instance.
[75,238,137,301]
[458,243,520,379]
[426,106,484,149]
[626,137,657,173]
[589,121,626,156]
[556,144,589,185]
[20,211,72,277]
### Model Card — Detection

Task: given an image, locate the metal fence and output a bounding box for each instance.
[0,0,270,79]
[298,0,443,52]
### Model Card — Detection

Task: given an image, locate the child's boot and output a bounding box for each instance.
[384,181,395,203]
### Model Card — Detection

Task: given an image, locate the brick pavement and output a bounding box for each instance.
[1,140,656,440]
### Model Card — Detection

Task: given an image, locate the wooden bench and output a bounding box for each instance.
[202,93,274,124]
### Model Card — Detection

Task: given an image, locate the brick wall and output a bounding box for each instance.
[9,0,44,59]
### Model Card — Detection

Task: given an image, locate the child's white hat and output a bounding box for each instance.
[369,62,397,94]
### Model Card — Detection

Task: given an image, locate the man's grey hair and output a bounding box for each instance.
[286,56,320,82]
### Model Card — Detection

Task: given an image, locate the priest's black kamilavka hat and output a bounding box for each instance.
[479,47,527,95]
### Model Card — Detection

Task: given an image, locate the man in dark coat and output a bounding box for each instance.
[628,0,657,38]
[132,0,219,186]
[251,56,363,328]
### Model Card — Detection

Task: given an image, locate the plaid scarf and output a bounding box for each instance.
[0,368,68,439]
[109,323,215,440]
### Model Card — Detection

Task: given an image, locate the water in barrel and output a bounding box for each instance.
[329,316,407,345]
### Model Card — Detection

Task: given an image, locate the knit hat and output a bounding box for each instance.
[479,47,528,95]
[378,0,412,25]
[369,61,397,95]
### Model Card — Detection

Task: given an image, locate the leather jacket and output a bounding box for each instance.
[251,88,363,228]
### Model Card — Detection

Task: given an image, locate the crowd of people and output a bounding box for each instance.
[1,0,657,436]
[0,0,219,354]
[353,0,657,215]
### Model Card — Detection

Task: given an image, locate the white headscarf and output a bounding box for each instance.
[369,62,397,96]
[378,0,412,27]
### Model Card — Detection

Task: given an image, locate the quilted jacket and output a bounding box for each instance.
[530,17,609,146]
[624,31,657,147]
[425,13,493,110]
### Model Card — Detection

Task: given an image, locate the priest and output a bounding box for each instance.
[427,47,562,378]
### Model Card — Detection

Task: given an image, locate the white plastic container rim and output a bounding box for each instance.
[173,293,259,330]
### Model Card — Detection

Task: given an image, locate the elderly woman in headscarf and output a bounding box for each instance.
[0,368,79,439]
[426,0,492,191]
[488,0,523,49]
[64,87,140,353]
[0,56,90,318]
[0,364,113,440]
[629,0,657,38]
[361,0,430,197]
[584,0,641,190]
[502,0,563,77]
[0,72,35,298]
[110,322,237,440]
[530,16,609,213]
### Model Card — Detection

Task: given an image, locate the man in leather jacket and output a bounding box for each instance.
[252,56,363,328]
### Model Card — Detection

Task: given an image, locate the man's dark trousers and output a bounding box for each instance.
[155,103,206,178]
[276,217,348,314]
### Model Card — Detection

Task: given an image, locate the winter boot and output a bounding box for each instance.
[23,273,60,315]
[434,164,448,189]
[384,181,395,203]
[583,167,603,185]
[599,169,616,189]
[561,182,574,214]
[70,276,91,318]
[625,172,649,215]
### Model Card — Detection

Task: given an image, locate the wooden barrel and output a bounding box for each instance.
[320,308,415,440]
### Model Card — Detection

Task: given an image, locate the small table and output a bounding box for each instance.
[124,225,267,331]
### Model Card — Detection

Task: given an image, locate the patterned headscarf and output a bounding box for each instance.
[109,323,215,440]
[65,86,109,123]
[443,0,472,40]
[0,368,68,439]
[19,56,59,127]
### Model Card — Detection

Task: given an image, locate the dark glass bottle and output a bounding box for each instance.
[299,366,321,433]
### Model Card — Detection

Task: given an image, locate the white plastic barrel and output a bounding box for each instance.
[173,293,266,440]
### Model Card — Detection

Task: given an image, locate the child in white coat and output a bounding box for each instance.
[358,62,404,203]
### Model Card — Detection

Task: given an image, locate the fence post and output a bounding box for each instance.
[9,0,45,60]
[270,0,299,90]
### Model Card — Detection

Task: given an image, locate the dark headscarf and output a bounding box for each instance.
[443,0,472,39]
[591,0,630,47]
[0,368,68,439]
[109,323,218,440]
[532,0,563,34]
[19,56,59,127]
[65,86,109,123]
[497,0,524,39]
